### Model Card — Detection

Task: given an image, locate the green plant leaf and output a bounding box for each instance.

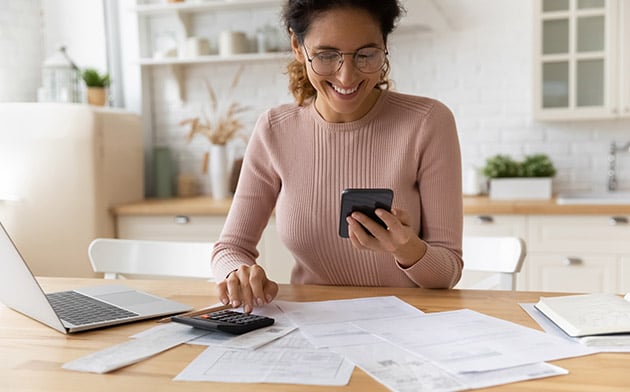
[81,68,110,87]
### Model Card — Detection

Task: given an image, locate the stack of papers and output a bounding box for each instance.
[174,296,580,390]
[65,295,601,391]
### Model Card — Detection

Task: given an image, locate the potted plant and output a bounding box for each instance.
[81,68,110,106]
[483,153,556,200]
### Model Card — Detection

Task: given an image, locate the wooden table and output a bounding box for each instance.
[1,278,627,391]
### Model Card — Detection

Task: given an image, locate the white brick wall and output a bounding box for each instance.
[389,1,630,194]
[137,0,630,195]
[0,0,42,102]
[3,1,630,193]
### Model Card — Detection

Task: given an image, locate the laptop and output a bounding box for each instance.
[0,222,192,333]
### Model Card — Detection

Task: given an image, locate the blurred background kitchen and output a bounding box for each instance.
[1,0,630,294]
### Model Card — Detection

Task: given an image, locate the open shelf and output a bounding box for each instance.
[134,0,284,15]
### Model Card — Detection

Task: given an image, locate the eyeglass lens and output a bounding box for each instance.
[308,47,387,75]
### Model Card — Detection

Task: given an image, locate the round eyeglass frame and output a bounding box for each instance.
[302,44,389,76]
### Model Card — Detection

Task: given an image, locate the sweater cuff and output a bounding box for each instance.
[397,245,460,288]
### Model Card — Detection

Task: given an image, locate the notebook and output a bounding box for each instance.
[0,222,192,333]
[534,293,630,338]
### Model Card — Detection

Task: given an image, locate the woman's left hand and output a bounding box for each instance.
[346,207,427,267]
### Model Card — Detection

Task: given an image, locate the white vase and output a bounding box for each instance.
[489,177,553,200]
[209,144,230,200]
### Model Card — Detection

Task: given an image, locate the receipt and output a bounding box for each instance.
[62,323,209,374]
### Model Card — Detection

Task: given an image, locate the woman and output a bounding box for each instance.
[211,0,463,313]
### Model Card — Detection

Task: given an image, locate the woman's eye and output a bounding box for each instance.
[317,52,339,62]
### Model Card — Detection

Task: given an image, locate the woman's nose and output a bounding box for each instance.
[336,55,358,82]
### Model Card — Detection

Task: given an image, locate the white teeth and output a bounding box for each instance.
[332,84,358,95]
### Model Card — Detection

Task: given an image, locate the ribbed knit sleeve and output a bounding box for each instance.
[211,90,463,288]
[397,99,463,288]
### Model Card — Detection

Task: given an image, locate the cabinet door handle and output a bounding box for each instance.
[609,216,629,225]
[174,215,191,224]
[563,257,583,266]
[475,215,494,224]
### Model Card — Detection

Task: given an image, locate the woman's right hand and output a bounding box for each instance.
[216,264,279,313]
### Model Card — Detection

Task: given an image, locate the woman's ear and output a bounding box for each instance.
[290,31,305,64]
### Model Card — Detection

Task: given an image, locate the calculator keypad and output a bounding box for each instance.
[172,309,274,334]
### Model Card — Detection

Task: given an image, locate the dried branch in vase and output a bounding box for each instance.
[181,67,249,146]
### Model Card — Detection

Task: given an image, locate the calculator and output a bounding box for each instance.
[171,309,275,335]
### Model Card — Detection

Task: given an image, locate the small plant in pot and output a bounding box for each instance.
[81,68,110,106]
[483,154,556,200]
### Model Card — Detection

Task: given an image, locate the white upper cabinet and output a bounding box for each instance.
[533,0,630,120]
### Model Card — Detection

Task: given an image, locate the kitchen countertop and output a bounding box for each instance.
[112,196,630,216]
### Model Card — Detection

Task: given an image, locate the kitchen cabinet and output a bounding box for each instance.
[116,213,294,284]
[0,104,144,278]
[464,213,630,293]
[116,214,226,241]
[526,215,629,293]
[533,0,630,120]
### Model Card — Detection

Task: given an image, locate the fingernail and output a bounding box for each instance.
[231,300,240,308]
[375,209,384,216]
[256,298,264,306]
[244,304,252,314]
[220,297,229,305]
[266,295,273,303]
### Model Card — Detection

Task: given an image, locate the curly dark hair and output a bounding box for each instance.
[282,0,404,105]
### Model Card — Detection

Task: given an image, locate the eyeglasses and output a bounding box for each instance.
[303,44,388,76]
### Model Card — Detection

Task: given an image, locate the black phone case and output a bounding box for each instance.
[339,188,393,238]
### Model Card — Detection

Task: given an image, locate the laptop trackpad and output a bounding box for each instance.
[96,290,161,307]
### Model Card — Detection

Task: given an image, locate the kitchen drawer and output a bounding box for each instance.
[528,215,630,253]
[116,215,225,241]
[527,252,618,293]
[463,215,527,237]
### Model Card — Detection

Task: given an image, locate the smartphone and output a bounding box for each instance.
[339,188,394,238]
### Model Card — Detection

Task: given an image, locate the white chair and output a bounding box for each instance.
[88,238,215,281]
[458,236,527,290]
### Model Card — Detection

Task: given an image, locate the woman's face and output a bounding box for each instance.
[291,7,386,123]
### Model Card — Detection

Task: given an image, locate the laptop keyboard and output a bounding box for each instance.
[46,290,138,326]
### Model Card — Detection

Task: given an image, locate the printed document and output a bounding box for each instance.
[276,296,423,348]
[63,323,209,373]
[334,341,567,392]
[174,329,354,385]
[353,308,593,373]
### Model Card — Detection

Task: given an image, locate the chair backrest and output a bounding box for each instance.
[459,236,527,290]
[88,238,214,280]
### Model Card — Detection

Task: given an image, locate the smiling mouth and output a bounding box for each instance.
[330,82,360,95]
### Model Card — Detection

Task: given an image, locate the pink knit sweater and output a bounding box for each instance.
[211,90,463,288]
